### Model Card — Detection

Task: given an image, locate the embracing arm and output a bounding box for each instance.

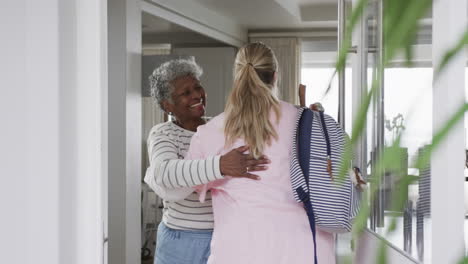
[144,126,269,201]
[144,128,224,201]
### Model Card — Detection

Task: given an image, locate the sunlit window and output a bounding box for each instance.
[384,68,433,159]
[301,68,353,133]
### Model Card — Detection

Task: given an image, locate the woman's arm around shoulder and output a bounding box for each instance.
[144,123,224,201]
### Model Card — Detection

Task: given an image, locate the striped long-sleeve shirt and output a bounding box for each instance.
[144,121,224,230]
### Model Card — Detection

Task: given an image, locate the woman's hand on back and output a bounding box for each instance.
[220,146,270,180]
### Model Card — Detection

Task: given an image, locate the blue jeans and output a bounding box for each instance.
[154,222,213,264]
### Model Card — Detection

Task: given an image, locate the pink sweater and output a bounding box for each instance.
[186,101,336,264]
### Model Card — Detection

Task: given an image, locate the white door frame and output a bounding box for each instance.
[107,1,248,264]
[107,0,142,264]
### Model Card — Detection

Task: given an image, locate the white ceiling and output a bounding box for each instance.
[296,0,336,3]
[141,0,357,41]
[141,0,354,47]
[142,12,191,33]
[142,11,227,46]
[192,0,341,29]
[142,0,437,35]
[142,0,433,47]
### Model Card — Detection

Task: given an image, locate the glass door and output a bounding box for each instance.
[357,0,433,262]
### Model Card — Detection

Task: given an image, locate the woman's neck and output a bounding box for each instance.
[173,117,205,132]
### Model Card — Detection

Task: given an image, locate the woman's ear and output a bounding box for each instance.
[273,71,278,85]
[162,100,173,115]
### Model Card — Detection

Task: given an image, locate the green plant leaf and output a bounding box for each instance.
[331,2,467,263]
[457,256,468,264]
[434,28,468,77]
[415,103,468,170]
[326,0,369,96]
[377,240,388,264]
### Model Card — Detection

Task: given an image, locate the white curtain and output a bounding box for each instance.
[249,37,301,105]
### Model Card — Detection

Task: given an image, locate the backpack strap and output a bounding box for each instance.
[298,109,313,186]
[297,108,318,264]
[290,108,309,203]
[318,111,333,180]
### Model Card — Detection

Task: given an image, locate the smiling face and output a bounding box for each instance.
[163,75,206,123]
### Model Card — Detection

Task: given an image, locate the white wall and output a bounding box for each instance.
[1,0,107,263]
[431,0,467,263]
[108,0,142,264]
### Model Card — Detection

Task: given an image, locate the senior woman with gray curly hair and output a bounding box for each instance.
[144,58,269,264]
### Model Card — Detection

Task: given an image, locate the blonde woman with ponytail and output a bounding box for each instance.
[186,42,335,264]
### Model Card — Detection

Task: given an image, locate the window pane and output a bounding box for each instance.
[301,68,353,133]
[379,67,433,261]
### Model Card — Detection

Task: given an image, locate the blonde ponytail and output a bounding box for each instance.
[224,42,281,159]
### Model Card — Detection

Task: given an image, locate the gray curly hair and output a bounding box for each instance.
[149,58,203,110]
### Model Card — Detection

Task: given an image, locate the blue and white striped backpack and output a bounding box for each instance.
[290,107,364,263]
